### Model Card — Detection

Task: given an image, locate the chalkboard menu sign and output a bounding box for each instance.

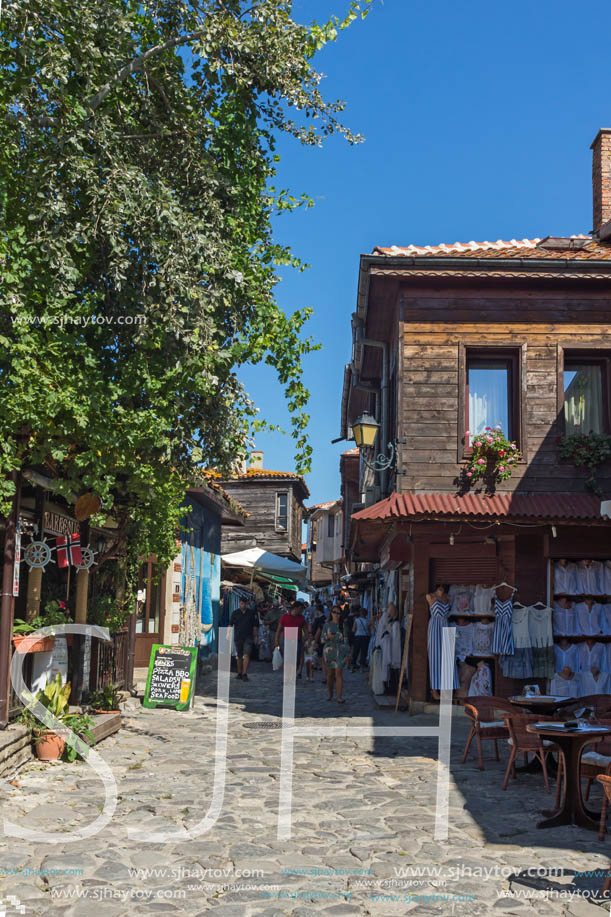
[143,645,197,711]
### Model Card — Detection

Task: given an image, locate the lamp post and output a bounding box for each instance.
[352,413,396,473]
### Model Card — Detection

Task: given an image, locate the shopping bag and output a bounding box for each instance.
[272,647,283,671]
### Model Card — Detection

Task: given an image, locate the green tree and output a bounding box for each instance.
[0,0,371,571]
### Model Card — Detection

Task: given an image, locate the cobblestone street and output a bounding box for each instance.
[1,663,610,916]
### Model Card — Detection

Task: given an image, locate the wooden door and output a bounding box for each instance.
[135,559,166,667]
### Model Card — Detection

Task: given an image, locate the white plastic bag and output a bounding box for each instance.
[272,647,283,671]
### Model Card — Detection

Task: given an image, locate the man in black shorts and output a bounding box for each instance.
[231,597,259,681]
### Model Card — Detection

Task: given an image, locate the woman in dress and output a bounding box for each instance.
[322,607,350,703]
[426,585,459,700]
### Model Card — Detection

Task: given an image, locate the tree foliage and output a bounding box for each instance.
[0,0,371,571]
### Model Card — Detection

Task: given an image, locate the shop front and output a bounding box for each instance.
[351,492,609,704]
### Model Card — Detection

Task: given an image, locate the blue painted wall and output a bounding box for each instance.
[179,496,222,656]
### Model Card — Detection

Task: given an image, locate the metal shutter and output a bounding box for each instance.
[430,557,499,588]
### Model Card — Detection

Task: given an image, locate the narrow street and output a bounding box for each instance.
[1,665,609,916]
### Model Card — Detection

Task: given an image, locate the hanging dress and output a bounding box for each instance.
[501,605,533,678]
[604,561,611,596]
[528,604,555,678]
[427,600,459,690]
[492,597,514,655]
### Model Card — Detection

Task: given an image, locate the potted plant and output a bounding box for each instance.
[88,684,122,715]
[11,619,55,655]
[18,674,95,762]
[461,424,522,490]
[41,600,75,646]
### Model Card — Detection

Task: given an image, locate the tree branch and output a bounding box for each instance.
[86,30,207,113]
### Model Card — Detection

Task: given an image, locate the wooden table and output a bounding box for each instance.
[509,695,575,716]
[526,724,611,830]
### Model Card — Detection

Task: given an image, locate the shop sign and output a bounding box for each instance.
[13,529,21,597]
[143,645,197,711]
[44,511,78,536]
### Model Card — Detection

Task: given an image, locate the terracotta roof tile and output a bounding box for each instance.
[352,492,603,523]
[373,236,611,261]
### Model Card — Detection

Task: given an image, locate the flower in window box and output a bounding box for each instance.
[477,458,485,465]
[466,472,473,478]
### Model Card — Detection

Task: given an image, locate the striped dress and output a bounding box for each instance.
[427,600,459,691]
[492,598,514,655]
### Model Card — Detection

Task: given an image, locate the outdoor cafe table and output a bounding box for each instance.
[508,695,575,716]
[526,723,611,830]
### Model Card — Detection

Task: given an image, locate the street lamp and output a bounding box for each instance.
[351,412,395,472]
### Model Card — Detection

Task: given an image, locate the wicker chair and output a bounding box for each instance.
[598,775,611,860]
[461,696,515,770]
[502,714,558,792]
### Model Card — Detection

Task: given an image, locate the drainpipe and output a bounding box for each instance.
[353,331,390,497]
[0,472,21,728]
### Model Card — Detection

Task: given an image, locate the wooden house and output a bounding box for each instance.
[306,500,343,587]
[217,452,309,564]
[344,130,611,703]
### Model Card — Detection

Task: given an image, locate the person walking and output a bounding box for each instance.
[275,601,308,678]
[322,606,350,703]
[230,597,258,681]
[352,607,370,671]
[313,604,327,682]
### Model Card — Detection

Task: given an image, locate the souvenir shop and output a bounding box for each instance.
[419,528,611,703]
[349,503,611,704]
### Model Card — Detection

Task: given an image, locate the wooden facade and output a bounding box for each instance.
[218,473,309,563]
[345,251,611,703]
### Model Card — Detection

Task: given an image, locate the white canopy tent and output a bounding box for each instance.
[221,547,307,586]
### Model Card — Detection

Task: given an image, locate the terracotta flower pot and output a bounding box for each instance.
[34,730,66,761]
[12,634,56,655]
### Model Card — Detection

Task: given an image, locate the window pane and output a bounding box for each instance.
[468,362,511,440]
[564,364,604,434]
[276,493,288,529]
[147,567,161,634]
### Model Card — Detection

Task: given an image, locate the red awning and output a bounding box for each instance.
[351,492,604,523]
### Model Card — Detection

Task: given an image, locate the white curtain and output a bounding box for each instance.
[468,366,509,437]
[564,366,603,434]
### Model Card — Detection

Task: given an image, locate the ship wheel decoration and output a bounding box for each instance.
[24,539,53,569]
[75,547,96,571]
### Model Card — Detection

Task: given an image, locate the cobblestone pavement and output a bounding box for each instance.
[1,662,610,916]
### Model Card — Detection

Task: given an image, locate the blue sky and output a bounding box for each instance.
[240,0,611,506]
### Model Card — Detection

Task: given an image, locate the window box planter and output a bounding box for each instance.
[12,634,55,655]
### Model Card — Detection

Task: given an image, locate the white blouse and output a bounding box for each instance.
[574,602,602,637]
[579,671,610,696]
[554,643,578,674]
[454,623,474,661]
[604,561,611,595]
[473,585,495,614]
[553,602,578,637]
[548,672,581,698]
[600,604,611,636]
[554,561,579,595]
[576,560,605,596]
[577,641,606,674]
[472,622,494,656]
[451,590,472,615]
